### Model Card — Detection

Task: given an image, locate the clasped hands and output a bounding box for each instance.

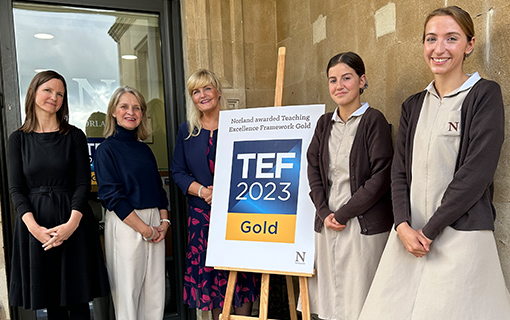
[396,222,433,257]
[40,220,79,251]
[23,210,82,251]
[200,185,213,205]
[324,213,346,231]
[143,221,170,243]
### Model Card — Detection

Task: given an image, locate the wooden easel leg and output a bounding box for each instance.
[219,271,238,320]
[286,275,298,320]
[258,273,270,320]
[299,276,311,320]
[273,47,286,107]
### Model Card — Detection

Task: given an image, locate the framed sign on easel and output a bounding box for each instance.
[207,47,323,320]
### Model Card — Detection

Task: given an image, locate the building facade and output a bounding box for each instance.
[1,0,509,319]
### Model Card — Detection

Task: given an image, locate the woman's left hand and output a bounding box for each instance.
[153,220,170,243]
[417,229,433,248]
[202,186,213,205]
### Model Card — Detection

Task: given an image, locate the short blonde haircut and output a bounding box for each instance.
[104,86,151,140]
[185,69,227,138]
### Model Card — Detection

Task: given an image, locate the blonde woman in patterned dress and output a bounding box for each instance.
[171,69,259,320]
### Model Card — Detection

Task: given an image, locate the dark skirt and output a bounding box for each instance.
[9,188,109,310]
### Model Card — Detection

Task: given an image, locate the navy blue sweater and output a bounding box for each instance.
[95,125,168,220]
[170,122,217,210]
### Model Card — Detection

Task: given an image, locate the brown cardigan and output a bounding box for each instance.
[392,79,504,240]
[307,107,394,234]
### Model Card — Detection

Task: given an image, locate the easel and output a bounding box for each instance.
[218,47,313,320]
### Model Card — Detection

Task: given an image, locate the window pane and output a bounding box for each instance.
[12,3,176,317]
[13,2,168,170]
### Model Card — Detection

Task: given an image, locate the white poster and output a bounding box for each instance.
[206,104,325,274]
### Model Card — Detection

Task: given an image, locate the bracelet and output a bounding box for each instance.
[160,219,171,226]
[142,225,155,241]
[198,185,204,198]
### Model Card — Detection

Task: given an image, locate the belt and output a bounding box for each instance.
[29,186,71,195]
[29,186,72,224]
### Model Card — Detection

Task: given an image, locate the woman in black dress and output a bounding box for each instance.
[8,70,109,319]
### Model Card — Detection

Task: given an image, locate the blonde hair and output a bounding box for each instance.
[185,69,227,138]
[104,86,151,140]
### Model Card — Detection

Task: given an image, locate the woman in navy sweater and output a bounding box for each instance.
[171,69,259,320]
[95,86,169,320]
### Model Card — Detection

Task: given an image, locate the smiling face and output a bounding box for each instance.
[191,84,221,114]
[113,92,142,130]
[34,78,65,117]
[328,63,366,109]
[423,15,474,78]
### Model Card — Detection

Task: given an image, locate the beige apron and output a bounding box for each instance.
[305,105,388,320]
[359,75,510,320]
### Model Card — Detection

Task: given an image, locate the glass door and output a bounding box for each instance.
[9,2,181,319]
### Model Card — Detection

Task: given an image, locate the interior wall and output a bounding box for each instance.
[181,0,510,286]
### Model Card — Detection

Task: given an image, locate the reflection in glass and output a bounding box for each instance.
[12,3,175,319]
[13,2,167,169]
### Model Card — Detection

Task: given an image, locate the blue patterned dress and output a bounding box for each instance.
[178,132,259,310]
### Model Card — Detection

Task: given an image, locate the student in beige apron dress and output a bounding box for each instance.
[303,52,394,320]
[359,6,510,320]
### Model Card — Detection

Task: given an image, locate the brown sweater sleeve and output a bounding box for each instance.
[422,80,504,239]
[391,94,423,229]
[333,109,393,225]
[307,113,333,223]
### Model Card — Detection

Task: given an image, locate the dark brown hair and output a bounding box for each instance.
[19,70,70,134]
[326,52,368,94]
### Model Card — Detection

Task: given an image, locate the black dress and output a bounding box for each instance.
[8,127,109,310]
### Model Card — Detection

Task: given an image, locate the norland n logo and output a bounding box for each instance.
[225,139,302,243]
[295,251,306,264]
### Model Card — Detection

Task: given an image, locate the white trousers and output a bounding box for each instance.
[105,208,165,320]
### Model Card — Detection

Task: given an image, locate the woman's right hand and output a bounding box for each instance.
[324,213,346,231]
[31,226,52,244]
[396,222,430,257]
[22,212,52,244]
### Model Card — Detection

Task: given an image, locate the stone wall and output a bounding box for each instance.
[181,0,510,286]
[182,0,277,109]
